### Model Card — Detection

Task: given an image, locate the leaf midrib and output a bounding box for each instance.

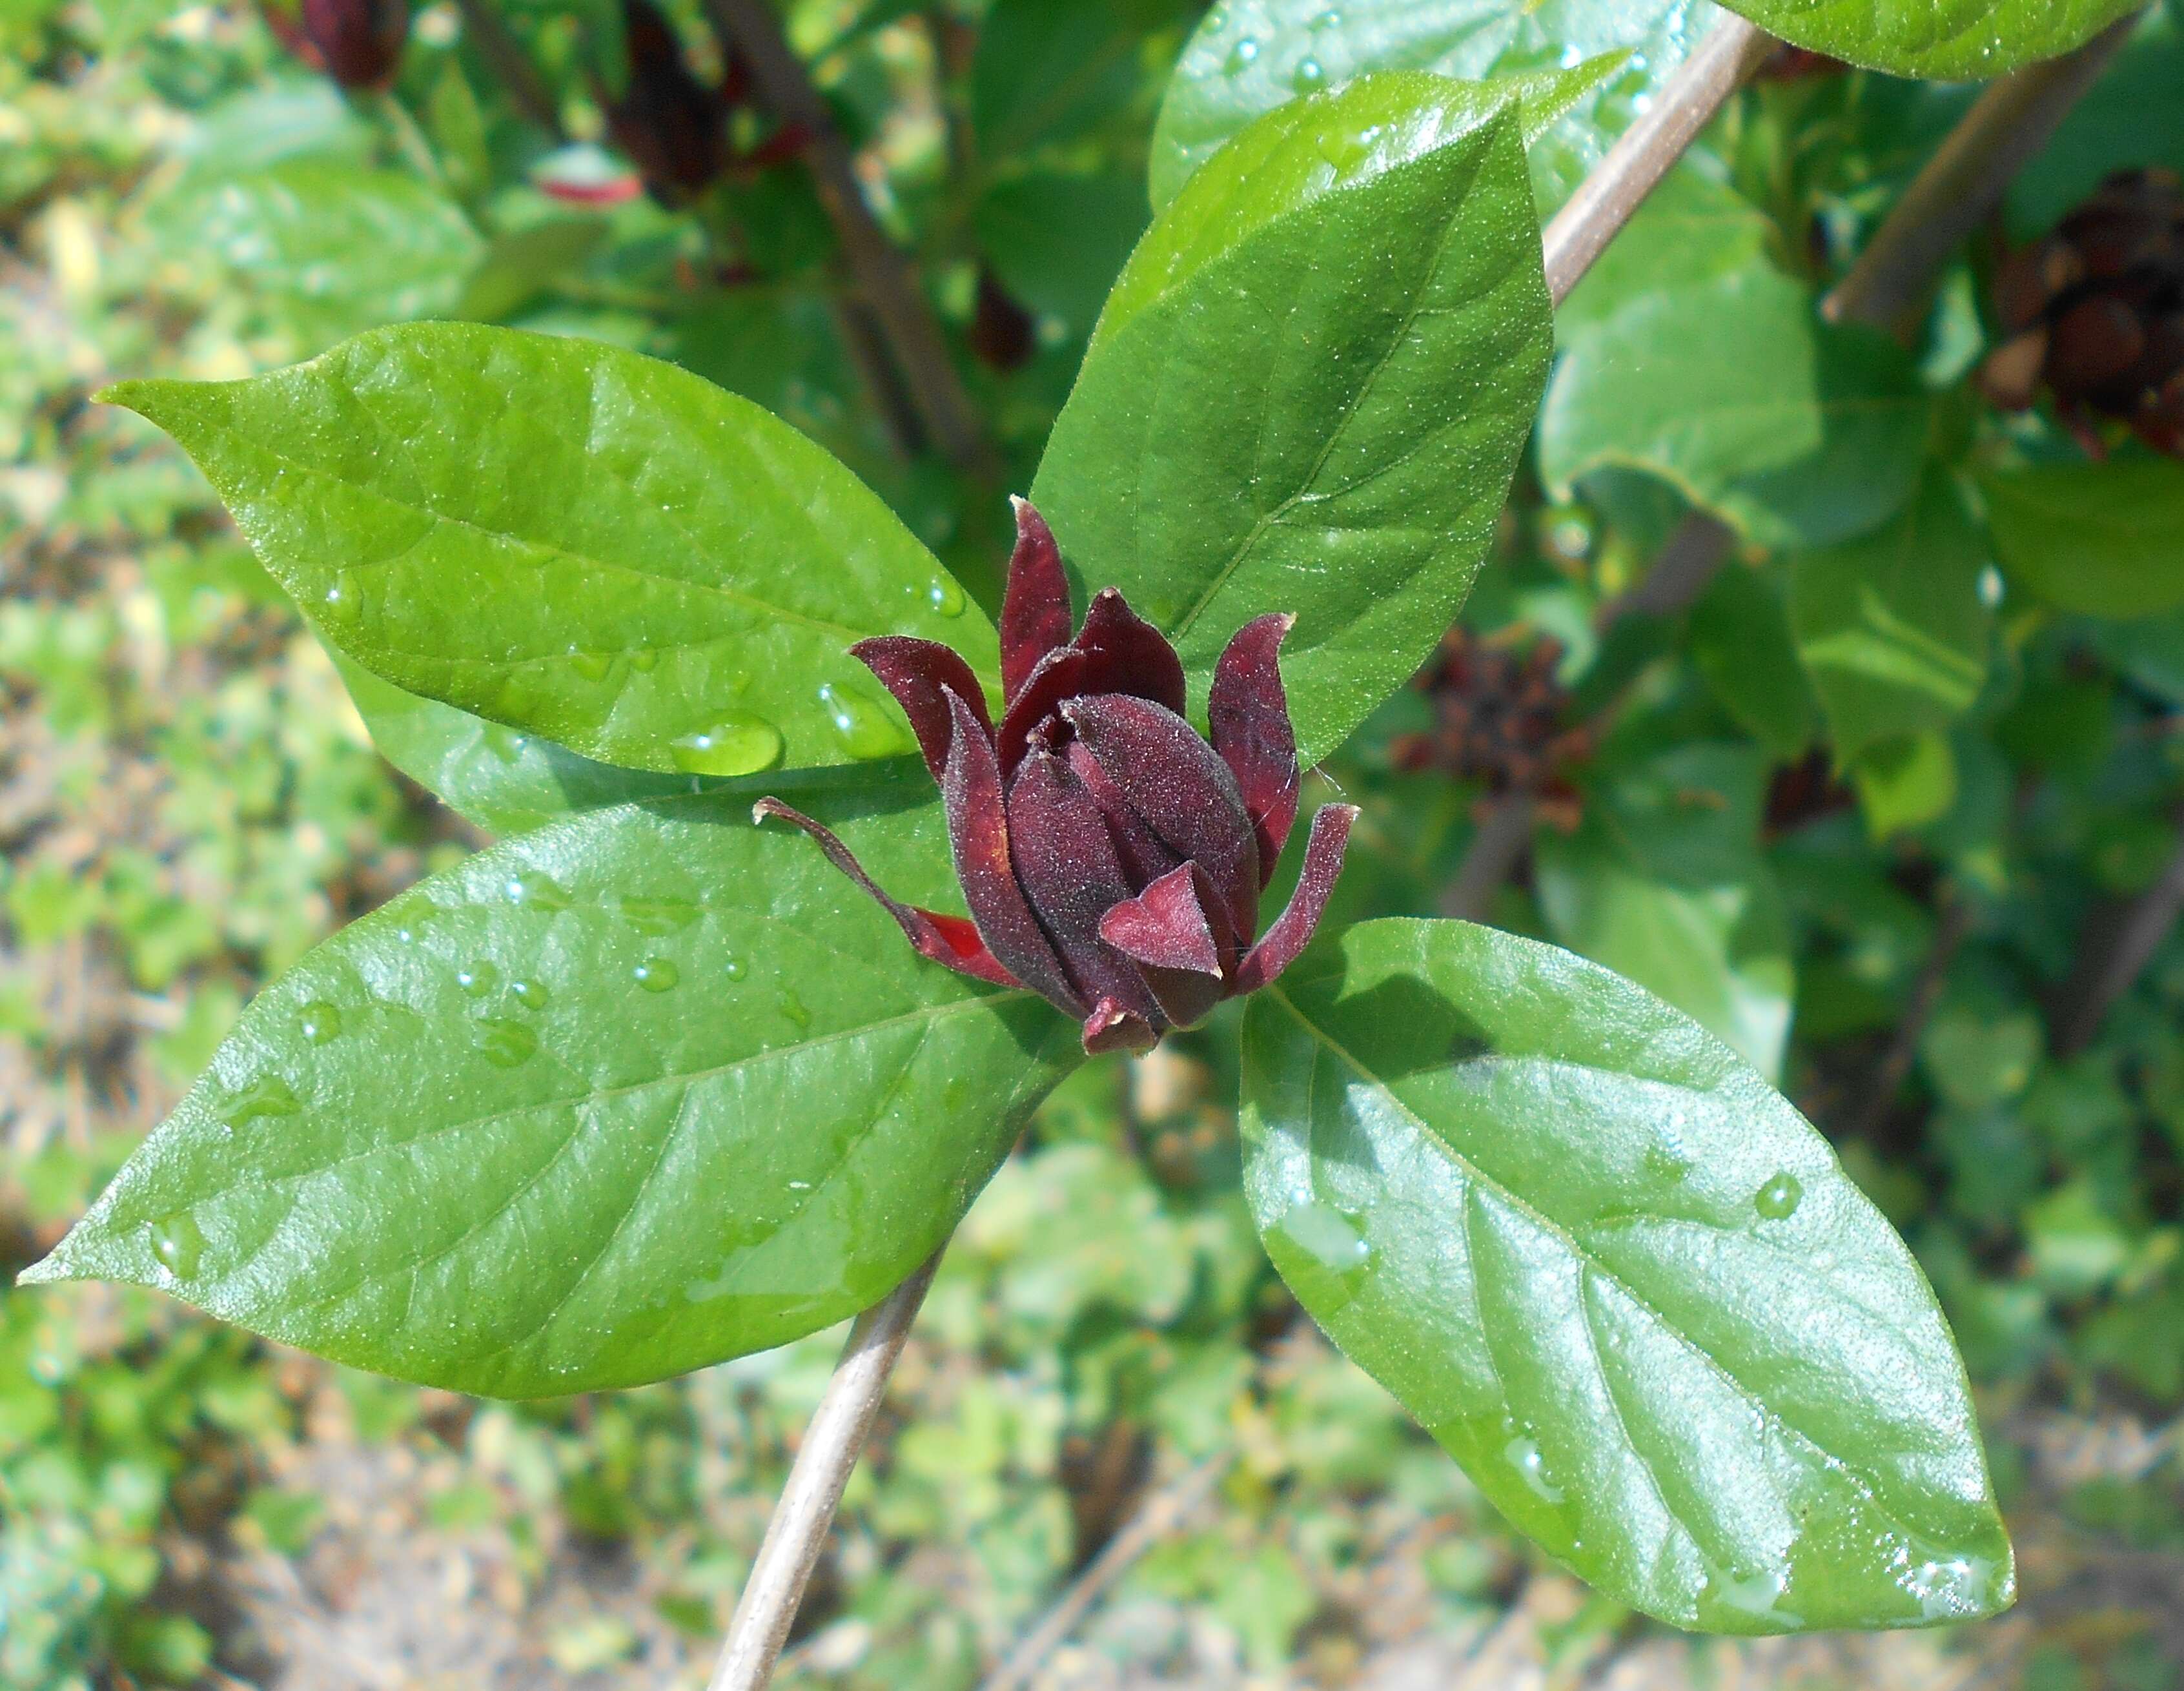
[1263,979,1919,1532]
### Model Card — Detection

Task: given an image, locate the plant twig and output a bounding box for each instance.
[1442,789,1538,923]
[979,1450,1234,1691]
[696,0,994,477]
[708,1250,943,1691]
[452,0,566,140]
[1540,15,1775,307]
[1847,884,1972,1140]
[2052,810,2184,1058]
[1821,13,2139,338]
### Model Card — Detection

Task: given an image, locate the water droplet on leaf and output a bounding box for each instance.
[817,682,915,760]
[1225,36,1260,71]
[1755,1171,1802,1220]
[777,988,812,1031]
[567,647,616,684]
[669,714,783,776]
[223,1073,301,1125]
[629,646,660,672]
[298,1002,342,1045]
[153,1211,207,1279]
[925,576,966,616]
[1293,57,1326,90]
[511,978,550,1010]
[722,956,747,981]
[633,957,679,992]
[458,961,499,997]
[1504,1434,1564,1504]
[619,896,701,936]
[503,870,572,912]
[475,1018,538,1067]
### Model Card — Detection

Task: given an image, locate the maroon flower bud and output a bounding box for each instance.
[599,0,729,209]
[758,498,1356,1055]
[274,0,408,92]
[968,268,1038,371]
[1980,169,2184,458]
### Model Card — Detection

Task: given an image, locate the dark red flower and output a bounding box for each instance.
[270,0,408,91]
[598,0,731,209]
[759,498,1356,1054]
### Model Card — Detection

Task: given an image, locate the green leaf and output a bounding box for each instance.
[334,654,710,835]
[971,0,1186,160]
[1535,744,1793,1078]
[1849,732,1957,839]
[1240,917,2013,1632]
[22,774,1078,1397]
[103,323,996,777]
[1790,473,1990,760]
[1147,0,1716,214]
[152,161,483,340]
[455,218,611,323]
[974,171,1150,342]
[1714,0,2138,78]
[1033,83,1552,764]
[1982,459,2184,620]
[1688,564,1818,759]
[1541,170,1929,551]
[2007,8,2184,240]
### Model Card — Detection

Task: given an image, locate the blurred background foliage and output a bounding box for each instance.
[2,0,2183,1686]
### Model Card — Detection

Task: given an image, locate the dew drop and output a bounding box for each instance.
[223,1073,301,1125]
[1755,1171,1803,1220]
[510,978,550,1011]
[1504,1434,1564,1505]
[925,575,966,617]
[1225,36,1260,71]
[503,869,572,912]
[1292,56,1326,90]
[152,1210,207,1279]
[633,957,679,992]
[475,1018,538,1067]
[619,896,701,937]
[629,646,660,672]
[669,713,784,777]
[457,960,500,997]
[817,682,916,760]
[484,727,529,766]
[567,647,616,684]
[722,955,747,981]
[1313,6,1342,27]
[1281,1199,1369,1270]
[298,1001,343,1045]
[777,988,812,1032]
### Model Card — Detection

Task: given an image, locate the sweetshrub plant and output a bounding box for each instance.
[22,58,2027,1643]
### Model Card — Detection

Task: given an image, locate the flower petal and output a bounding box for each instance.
[1074,588,1186,717]
[751,798,1019,987]
[940,688,1085,1016]
[1006,749,1169,1027]
[1097,863,1221,977]
[1233,805,1358,994]
[1209,613,1300,881]
[852,635,990,783]
[1082,997,1159,1055]
[1000,496,1073,704]
[1061,693,1261,939]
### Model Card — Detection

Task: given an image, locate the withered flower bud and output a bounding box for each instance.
[1393,630,1589,825]
[600,0,729,208]
[968,268,1038,372]
[1981,168,2184,457]
[286,0,409,92]
[759,498,1357,1055]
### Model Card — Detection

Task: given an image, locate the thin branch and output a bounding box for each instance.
[1821,12,2139,338]
[453,0,566,141]
[1846,885,1972,1141]
[1540,15,1776,307]
[1442,789,1538,923]
[979,1450,1234,1691]
[2052,810,2184,1058]
[697,0,995,477]
[708,1250,943,1691]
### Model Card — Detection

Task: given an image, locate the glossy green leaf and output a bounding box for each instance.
[152,161,483,340]
[1790,473,1990,761]
[455,218,611,323]
[334,655,712,836]
[1542,170,1929,551]
[1688,564,1818,759]
[1982,460,2184,620]
[1535,744,1793,1078]
[104,323,997,777]
[1033,86,1553,765]
[1714,0,2138,78]
[22,772,1077,1397]
[1241,917,2012,1632]
[1148,0,1717,214]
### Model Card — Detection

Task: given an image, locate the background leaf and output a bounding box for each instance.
[105,323,997,779]
[1982,459,2184,620]
[1147,0,1719,214]
[1240,917,2012,1632]
[24,774,1077,1397]
[1713,0,2139,77]
[1540,170,1930,552]
[1688,563,1819,759]
[1033,85,1552,765]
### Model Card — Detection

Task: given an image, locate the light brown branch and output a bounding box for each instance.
[1821,13,2139,338]
[2052,808,2184,1058]
[979,1450,1234,1691]
[452,0,565,141]
[697,0,994,477]
[1540,15,1776,307]
[707,1251,943,1691]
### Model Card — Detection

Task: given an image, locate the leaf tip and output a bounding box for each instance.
[14,1247,78,1287]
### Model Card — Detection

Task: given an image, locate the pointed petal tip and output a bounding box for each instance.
[1082,998,1159,1055]
[1097,863,1223,978]
[1234,803,1356,994]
